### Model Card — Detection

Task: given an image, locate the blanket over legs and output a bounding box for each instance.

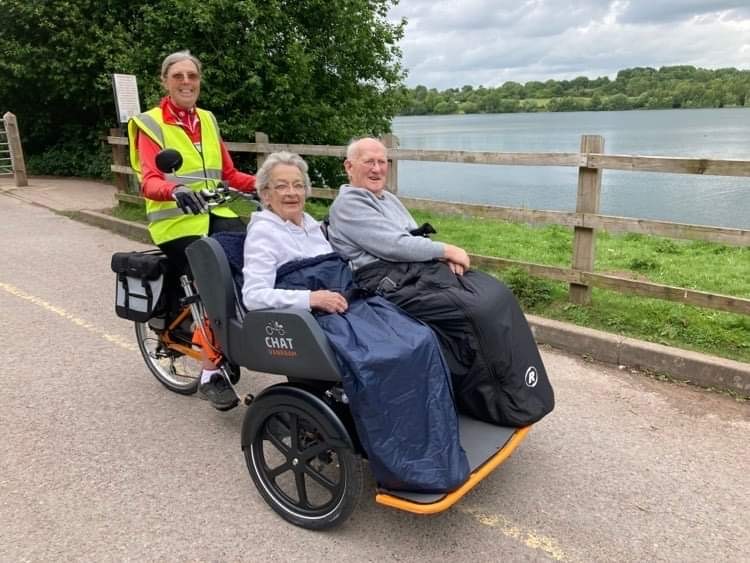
[274,254,469,493]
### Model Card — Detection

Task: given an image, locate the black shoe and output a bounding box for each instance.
[198,372,239,411]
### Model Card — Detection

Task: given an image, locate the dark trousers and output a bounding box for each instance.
[157,215,246,315]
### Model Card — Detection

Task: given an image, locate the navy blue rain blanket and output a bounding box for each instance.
[276,254,470,493]
[211,231,246,289]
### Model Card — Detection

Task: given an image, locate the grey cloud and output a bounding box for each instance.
[616,0,749,24]
[725,7,750,18]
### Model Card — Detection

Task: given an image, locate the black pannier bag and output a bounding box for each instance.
[110,250,169,322]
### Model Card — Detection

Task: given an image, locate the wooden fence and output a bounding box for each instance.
[107,132,750,316]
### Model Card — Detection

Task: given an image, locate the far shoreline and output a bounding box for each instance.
[396,105,750,118]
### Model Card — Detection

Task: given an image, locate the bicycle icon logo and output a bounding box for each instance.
[265,321,286,336]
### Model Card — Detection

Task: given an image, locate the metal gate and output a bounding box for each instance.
[0,120,12,176]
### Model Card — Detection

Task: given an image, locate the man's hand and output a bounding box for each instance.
[443,243,470,275]
[172,185,207,214]
[310,290,348,314]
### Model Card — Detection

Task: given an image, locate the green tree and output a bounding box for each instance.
[433,100,456,114]
[0,0,406,183]
[590,91,603,110]
[0,1,135,176]
[569,76,591,95]
[499,81,524,99]
[601,93,631,111]
[458,101,479,114]
[523,80,547,97]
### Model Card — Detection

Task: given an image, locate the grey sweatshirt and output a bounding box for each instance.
[328,185,444,271]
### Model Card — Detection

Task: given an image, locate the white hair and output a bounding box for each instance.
[256,152,312,208]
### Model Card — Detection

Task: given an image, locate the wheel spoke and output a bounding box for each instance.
[304,459,339,492]
[294,470,310,508]
[136,322,200,393]
[288,414,300,453]
[299,442,329,462]
[266,460,293,479]
[264,420,291,455]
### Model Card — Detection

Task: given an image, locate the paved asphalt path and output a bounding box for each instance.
[1,195,748,562]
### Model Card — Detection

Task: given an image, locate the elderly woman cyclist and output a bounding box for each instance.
[128,50,256,410]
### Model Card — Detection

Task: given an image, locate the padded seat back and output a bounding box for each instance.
[186,237,341,381]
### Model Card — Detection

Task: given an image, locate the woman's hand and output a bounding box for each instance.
[310,290,349,314]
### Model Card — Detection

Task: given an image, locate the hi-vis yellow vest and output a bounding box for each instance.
[128,107,238,245]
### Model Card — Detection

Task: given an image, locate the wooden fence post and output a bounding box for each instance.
[110,127,128,193]
[381,133,399,194]
[569,134,604,305]
[3,112,28,187]
[255,131,269,170]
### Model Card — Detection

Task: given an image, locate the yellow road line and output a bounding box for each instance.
[458,505,572,562]
[0,281,137,352]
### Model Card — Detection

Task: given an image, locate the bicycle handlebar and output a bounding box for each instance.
[198,184,260,210]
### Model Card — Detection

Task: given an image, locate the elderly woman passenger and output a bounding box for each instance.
[241,152,348,314]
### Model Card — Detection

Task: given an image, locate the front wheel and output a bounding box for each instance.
[243,389,362,529]
[135,321,201,395]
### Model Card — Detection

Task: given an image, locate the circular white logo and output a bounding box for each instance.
[525,366,539,388]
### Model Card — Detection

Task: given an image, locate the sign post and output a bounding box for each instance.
[111,74,141,124]
[111,74,141,193]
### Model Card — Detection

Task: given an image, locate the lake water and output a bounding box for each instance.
[391,108,750,229]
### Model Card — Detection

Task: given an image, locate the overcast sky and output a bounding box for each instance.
[388,1,750,89]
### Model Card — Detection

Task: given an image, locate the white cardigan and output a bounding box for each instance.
[241,209,333,311]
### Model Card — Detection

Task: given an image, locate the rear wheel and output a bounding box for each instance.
[135,321,200,395]
[244,391,362,529]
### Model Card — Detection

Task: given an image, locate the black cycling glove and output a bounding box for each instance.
[172,185,207,214]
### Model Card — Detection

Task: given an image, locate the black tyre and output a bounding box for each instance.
[243,387,362,530]
[135,321,200,395]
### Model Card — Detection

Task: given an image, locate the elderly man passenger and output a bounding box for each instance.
[326,138,554,428]
[241,151,348,314]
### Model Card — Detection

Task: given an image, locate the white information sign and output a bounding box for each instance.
[112,74,141,123]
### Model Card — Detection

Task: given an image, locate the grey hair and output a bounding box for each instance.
[345,137,385,160]
[256,152,312,207]
[161,50,202,79]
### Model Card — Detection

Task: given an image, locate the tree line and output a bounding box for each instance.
[399,66,750,116]
[0,0,405,182]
